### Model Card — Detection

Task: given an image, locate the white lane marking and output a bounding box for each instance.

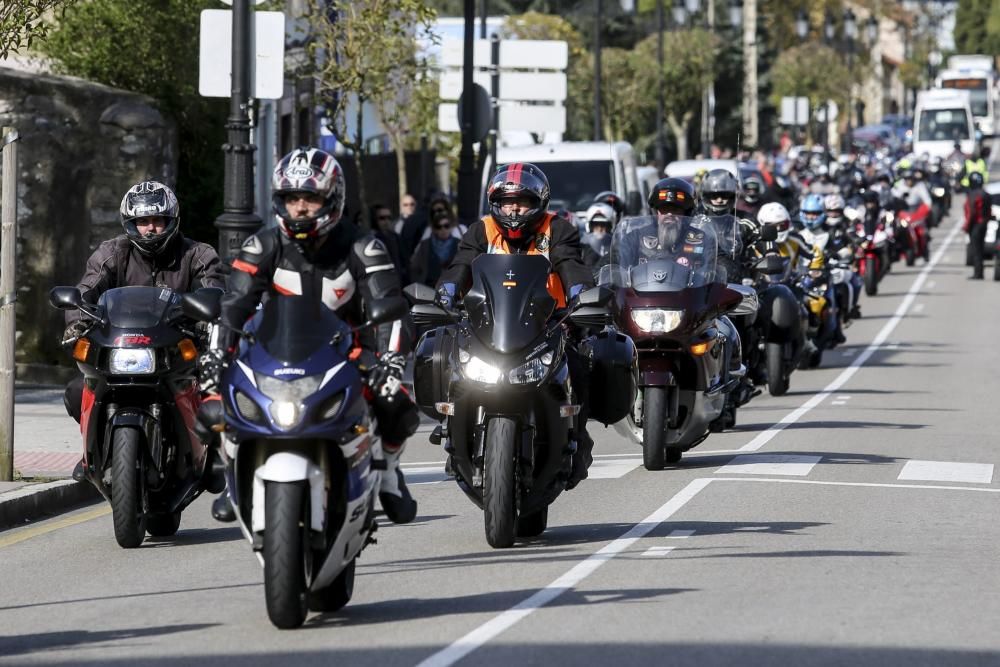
[884,342,900,350]
[414,478,712,667]
[914,303,925,313]
[640,546,676,558]
[666,529,695,538]
[713,477,1000,494]
[716,454,821,476]
[738,220,963,454]
[831,401,847,406]
[841,349,857,357]
[927,280,936,289]
[404,461,448,468]
[587,459,640,479]
[837,395,851,400]
[898,460,995,485]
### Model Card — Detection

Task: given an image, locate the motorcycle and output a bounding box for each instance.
[795,262,839,369]
[850,215,891,297]
[181,289,408,629]
[603,215,757,469]
[406,255,628,548]
[894,202,932,266]
[49,285,225,548]
[928,173,952,228]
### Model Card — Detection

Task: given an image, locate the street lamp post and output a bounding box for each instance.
[928,49,942,86]
[655,0,666,170]
[844,8,857,155]
[794,10,808,145]
[594,0,603,141]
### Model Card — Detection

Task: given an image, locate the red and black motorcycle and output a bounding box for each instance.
[895,201,932,265]
[50,285,224,548]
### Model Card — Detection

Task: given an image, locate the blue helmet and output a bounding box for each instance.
[799,193,826,230]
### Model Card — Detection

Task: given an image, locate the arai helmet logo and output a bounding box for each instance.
[274,367,306,376]
[286,165,314,179]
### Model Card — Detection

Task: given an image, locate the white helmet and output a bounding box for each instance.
[757,202,791,243]
[823,193,846,228]
[585,202,615,230]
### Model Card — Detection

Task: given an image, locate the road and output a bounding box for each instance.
[1,202,998,666]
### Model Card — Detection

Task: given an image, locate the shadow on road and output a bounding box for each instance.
[144,526,244,547]
[729,420,926,433]
[0,623,217,656]
[0,582,260,612]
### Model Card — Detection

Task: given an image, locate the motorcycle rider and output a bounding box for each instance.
[961,146,990,189]
[798,194,845,344]
[62,181,224,481]
[823,193,862,320]
[963,171,991,280]
[593,190,625,226]
[436,162,597,488]
[581,202,614,272]
[210,147,419,525]
[736,175,766,222]
[892,168,932,210]
[698,168,746,282]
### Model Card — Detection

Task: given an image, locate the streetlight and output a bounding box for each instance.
[728,0,741,29]
[928,49,943,84]
[684,0,700,15]
[792,10,808,145]
[672,0,686,28]
[795,10,808,40]
[865,15,878,44]
[824,12,835,44]
[844,8,856,154]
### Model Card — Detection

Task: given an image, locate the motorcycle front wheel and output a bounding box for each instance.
[484,417,517,548]
[642,387,667,471]
[864,258,878,296]
[264,481,310,629]
[766,342,789,396]
[111,426,147,549]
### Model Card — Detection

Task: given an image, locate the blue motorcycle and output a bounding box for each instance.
[183,291,407,629]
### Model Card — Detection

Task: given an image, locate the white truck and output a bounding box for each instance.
[479,141,646,222]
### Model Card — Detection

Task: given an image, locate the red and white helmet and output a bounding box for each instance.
[272,148,346,240]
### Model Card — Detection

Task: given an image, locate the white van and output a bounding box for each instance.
[479,141,644,220]
[913,89,977,158]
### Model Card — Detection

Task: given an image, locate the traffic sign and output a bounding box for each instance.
[198,9,286,99]
[439,39,569,70]
[439,70,567,102]
[439,102,566,134]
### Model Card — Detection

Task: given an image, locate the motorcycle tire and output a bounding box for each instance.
[515,506,548,538]
[642,387,667,471]
[864,259,878,296]
[808,348,823,369]
[309,558,355,613]
[994,261,1000,282]
[146,512,181,537]
[922,241,930,263]
[111,426,147,549]
[766,343,789,397]
[264,481,310,629]
[905,246,916,267]
[484,417,517,548]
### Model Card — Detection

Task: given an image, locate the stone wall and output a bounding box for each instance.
[0,67,177,366]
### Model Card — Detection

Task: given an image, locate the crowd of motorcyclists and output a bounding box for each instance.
[53,140,991,627]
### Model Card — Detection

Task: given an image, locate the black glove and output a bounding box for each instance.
[197,348,229,394]
[369,352,407,399]
[435,283,457,311]
[61,320,91,347]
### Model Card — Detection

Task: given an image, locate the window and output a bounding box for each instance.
[917,108,970,141]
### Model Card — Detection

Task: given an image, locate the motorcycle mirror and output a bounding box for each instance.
[49,286,83,310]
[576,285,614,308]
[403,282,437,306]
[728,284,759,316]
[760,225,778,242]
[365,296,409,327]
[181,290,222,322]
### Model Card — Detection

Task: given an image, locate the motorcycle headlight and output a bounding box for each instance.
[932,187,945,198]
[256,373,323,428]
[509,352,552,385]
[271,401,299,428]
[463,354,503,384]
[630,308,683,334]
[108,348,155,375]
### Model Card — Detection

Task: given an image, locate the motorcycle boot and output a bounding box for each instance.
[379,442,418,524]
[566,427,594,490]
[212,492,236,523]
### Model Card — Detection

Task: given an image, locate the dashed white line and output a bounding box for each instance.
[666,529,695,539]
[914,303,926,313]
[898,460,995,485]
[640,546,676,558]
[716,454,822,476]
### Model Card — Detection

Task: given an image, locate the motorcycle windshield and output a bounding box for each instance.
[253,296,350,364]
[604,215,719,292]
[464,254,556,354]
[99,286,178,328]
[703,214,739,258]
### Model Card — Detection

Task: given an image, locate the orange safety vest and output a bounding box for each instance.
[482,213,567,307]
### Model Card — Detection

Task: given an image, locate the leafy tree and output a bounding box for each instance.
[303,0,437,221]
[39,0,227,243]
[0,0,77,59]
[769,43,851,143]
[954,0,1000,55]
[633,28,718,160]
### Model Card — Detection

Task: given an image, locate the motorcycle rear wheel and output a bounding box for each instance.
[484,417,517,548]
[515,506,548,538]
[309,558,356,613]
[642,387,667,471]
[905,245,916,267]
[863,259,878,296]
[111,426,147,549]
[146,512,181,537]
[766,343,789,396]
[264,481,310,629]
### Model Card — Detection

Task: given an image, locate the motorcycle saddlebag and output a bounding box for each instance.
[412,325,456,421]
[579,328,637,425]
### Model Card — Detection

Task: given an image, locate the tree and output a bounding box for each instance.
[769,43,852,144]
[954,0,1000,55]
[38,0,227,243]
[303,0,437,222]
[633,28,718,160]
[0,0,77,59]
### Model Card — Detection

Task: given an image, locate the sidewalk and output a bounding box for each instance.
[11,385,80,479]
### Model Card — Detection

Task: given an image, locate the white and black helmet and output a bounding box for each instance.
[757,202,792,243]
[119,181,180,255]
[272,147,346,241]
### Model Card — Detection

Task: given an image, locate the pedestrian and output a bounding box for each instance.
[372,202,409,284]
[410,210,459,287]
[396,192,427,260]
[963,171,990,280]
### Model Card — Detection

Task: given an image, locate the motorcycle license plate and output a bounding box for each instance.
[986,221,999,246]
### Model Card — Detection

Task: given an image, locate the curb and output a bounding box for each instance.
[0,479,102,531]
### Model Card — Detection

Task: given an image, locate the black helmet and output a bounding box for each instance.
[594,190,624,219]
[272,147,346,241]
[969,172,985,189]
[648,177,696,214]
[742,175,764,204]
[487,162,550,241]
[700,169,738,215]
[119,181,180,256]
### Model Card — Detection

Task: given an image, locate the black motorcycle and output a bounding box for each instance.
[50,285,224,548]
[406,255,630,548]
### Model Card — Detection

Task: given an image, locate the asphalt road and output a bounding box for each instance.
[2,199,999,666]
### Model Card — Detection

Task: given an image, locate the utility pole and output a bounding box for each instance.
[214,0,262,262]
[741,0,758,148]
[655,0,665,171]
[700,0,715,157]
[593,0,603,141]
[457,0,479,224]
[0,128,17,482]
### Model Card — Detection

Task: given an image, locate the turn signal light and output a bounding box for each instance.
[177,338,198,362]
[72,338,91,363]
[690,341,711,356]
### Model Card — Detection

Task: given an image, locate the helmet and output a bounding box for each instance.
[823,193,846,228]
[272,147,346,241]
[487,162,550,241]
[594,190,624,220]
[742,176,764,204]
[700,169,738,215]
[850,169,867,189]
[585,202,615,231]
[861,189,880,207]
[969,172,985,189]
[799,194,826,230]
[648,177,696,214]
[119,181,180,255]
[758,202,791,243]
[900,167,914,182]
